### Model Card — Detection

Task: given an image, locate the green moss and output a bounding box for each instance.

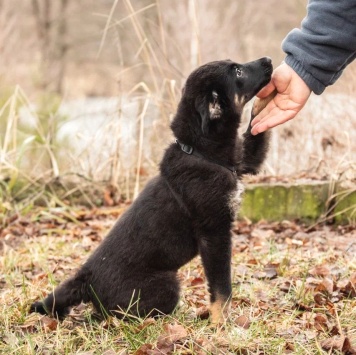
[334,187,356,224]
[240,185,288,222]
[240,188,253,217]
[239,182,332,223]
[287,183,329,221]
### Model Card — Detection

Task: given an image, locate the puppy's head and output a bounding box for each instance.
[177,58,272,136]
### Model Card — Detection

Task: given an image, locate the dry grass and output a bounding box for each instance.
[0,0,355,212]
[1,208,355,354]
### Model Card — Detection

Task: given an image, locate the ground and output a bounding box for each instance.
[0,206,355,354]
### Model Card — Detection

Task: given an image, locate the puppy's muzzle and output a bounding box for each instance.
[261,57,273,75]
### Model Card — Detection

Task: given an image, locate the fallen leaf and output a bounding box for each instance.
[3,332,19,346]
[330,325,341,336]
[306,277,323,287]
[304,330,317,340]
[258,301,270,311]
[134,344,153,355]
[253,270,267,279]
[253,265,277,280]
[247,258,258,265]
[233,298,251,307]
[135,318,156,333]
[255,289,269,302]
[309,265,330,277]
[264,264,278,279]
[35,272,48,280]
[18,313,40,333]
[320,335,355,354]
[339,272,356,298]
[251,228,275,239]
[234,264,249,277]
[235,315,251,329]
[190,277,204,287]
[314,313,328,331]
[156,323,188,353]
[314,292,327,306]
[278,279,292,292]
[315,277,334,295]
[40,316,58,331]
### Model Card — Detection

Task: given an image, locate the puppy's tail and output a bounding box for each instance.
[240,90,277,175]
[30,269,90,319]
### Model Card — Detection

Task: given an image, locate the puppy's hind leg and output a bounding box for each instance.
[30,269,90,319]
[133,271,180,318]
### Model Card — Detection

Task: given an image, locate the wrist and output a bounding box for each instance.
[284,56,324,94]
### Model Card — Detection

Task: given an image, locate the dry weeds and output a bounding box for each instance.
[1,207,355,354]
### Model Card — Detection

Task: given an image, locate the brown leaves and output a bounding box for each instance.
[235,315,251,329]
[190,277,204,287]
[339,272,356,298]
[157,323,188,348]
[309,264,331,277]
[183,271,209,318]
[134,344,154,355]
[16,314,59,335]
[313,313,328,331]
[135,323,188,355]
[253,263,278,280]
[320,336,356,354]
[302,266,356,306]
[40,316,58,331]
[2,209,356,354]
[0,207,127,288]
[229,220,356,350]
[134,318,156,333]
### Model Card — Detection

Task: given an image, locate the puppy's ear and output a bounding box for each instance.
[209,91,222,120]
[196,91,222,134]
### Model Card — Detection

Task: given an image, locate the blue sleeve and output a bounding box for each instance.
[282,0,356,94]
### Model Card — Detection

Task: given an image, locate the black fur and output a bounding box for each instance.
[30,58,272,321]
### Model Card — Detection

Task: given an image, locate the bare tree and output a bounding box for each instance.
[31,0,69,94]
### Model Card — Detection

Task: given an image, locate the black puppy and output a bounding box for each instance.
[31,58,272,324]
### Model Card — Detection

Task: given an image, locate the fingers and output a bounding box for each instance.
[250,62,312,135]
[251,99,276,126]
[256,81,276,99]
[251,107,296,135]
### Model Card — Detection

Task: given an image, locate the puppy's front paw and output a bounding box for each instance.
[209,297,230,326]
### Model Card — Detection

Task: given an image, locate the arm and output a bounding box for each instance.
[283,0,356,95]
[251,0,356,135]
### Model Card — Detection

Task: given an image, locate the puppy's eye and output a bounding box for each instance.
[235,67,242,77]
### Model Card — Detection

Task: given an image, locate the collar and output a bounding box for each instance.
[176,140,237,175]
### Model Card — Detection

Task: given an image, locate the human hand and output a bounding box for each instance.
[251,62,312,135]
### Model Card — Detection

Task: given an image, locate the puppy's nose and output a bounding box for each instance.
[261,57,273,74]
[261,57,272,66]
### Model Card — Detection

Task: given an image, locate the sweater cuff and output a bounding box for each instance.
[284,56,325,95]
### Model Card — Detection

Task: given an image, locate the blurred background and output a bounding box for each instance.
[0,0,355,207]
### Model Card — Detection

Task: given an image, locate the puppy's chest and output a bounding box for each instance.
[228,180,245,216]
